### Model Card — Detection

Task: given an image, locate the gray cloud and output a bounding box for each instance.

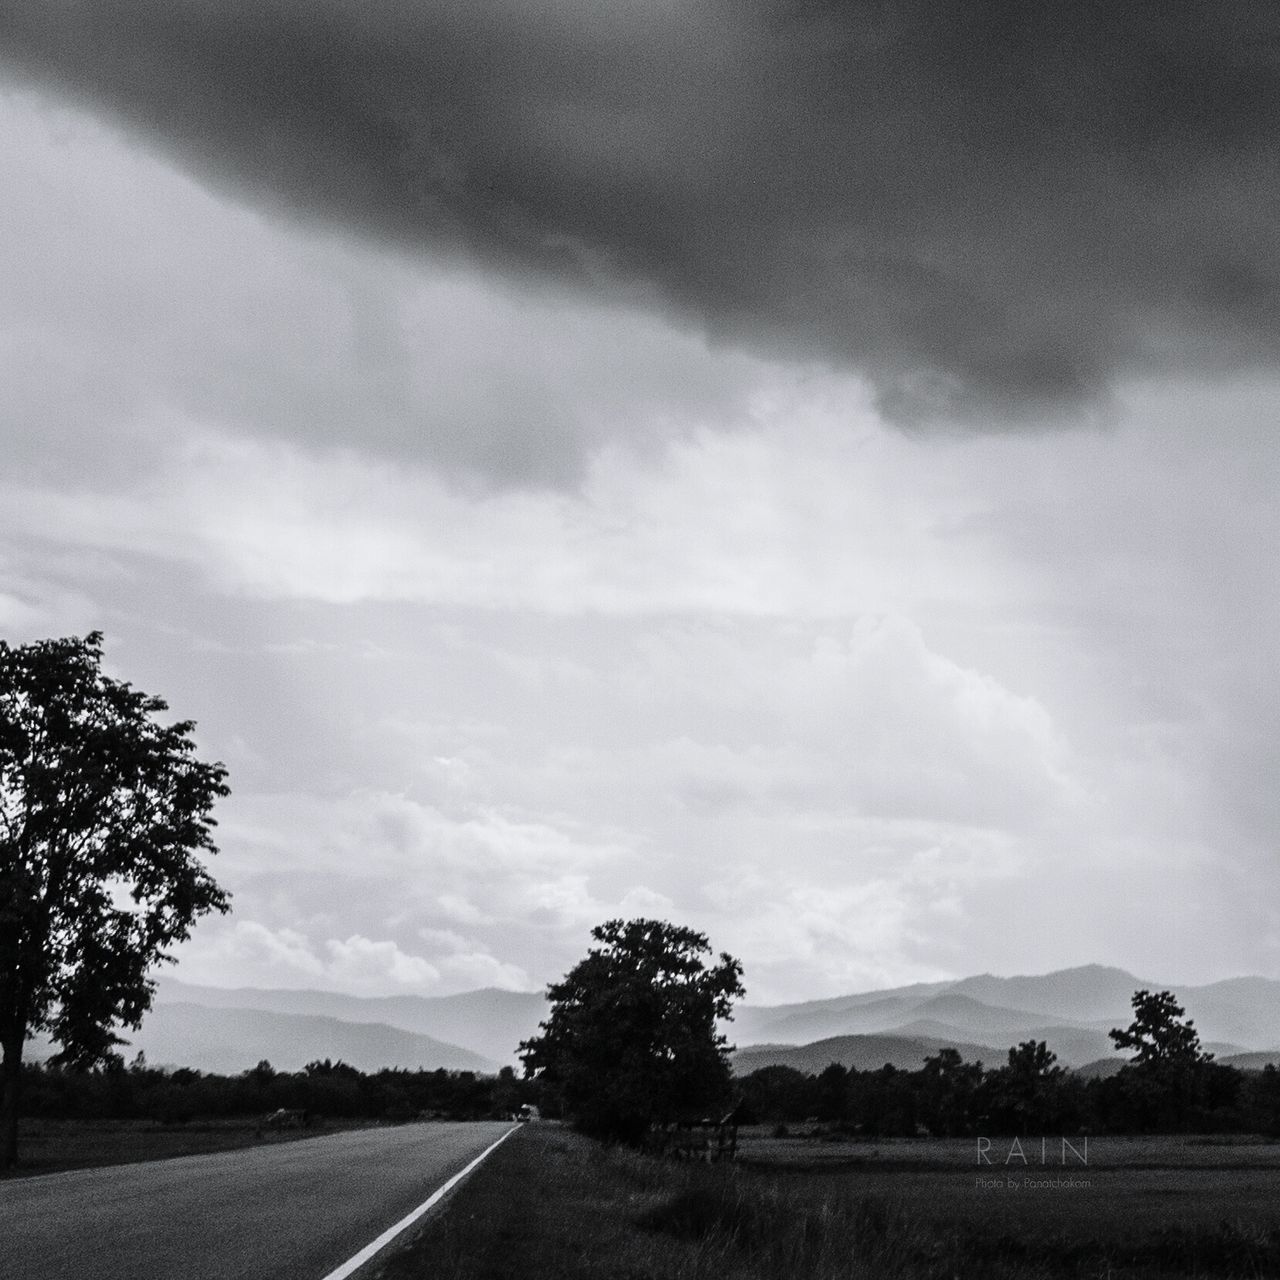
[4,0,1279,430]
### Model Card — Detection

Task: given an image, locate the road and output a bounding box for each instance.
[0,1121,514,1280]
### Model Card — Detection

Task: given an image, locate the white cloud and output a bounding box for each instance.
[173,920,325,988]
[0,399,994,620]
[417,929,531,991]
[323,935,441,992]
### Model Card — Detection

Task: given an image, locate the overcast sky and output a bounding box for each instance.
[3,2,1279,1002]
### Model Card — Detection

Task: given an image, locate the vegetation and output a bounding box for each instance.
[520,919,745,1144]
[4,1055,533,1175]
[734,1054,1276,1140]
[381,1124,1280,1279]
[16,1056,531,1130]
[732,991,1268,1138]
[1110,989,1214,1068]
[0,632,230,1169]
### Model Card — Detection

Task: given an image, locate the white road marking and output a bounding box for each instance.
[319,1125,519,1280]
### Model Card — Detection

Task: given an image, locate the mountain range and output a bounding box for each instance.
[56,964,1276,1076]
[726,965,1280,1073]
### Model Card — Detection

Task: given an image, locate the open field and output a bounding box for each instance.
[737,1129,1280,1240]
[379,1125,1280,1279]
[6,1116,380,1178]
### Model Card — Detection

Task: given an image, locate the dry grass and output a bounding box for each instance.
[377,1126,1280,1280]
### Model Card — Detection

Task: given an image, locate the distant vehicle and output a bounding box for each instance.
[262,1108,310,1131]
[516,1104,540,1122]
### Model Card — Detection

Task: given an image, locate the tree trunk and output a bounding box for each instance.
[1,1035,22,1171]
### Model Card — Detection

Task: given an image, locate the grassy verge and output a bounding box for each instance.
[6,1115,379,1178]
[376,1125,1280,1280]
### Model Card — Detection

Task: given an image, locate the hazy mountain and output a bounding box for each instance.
[726,968,1138,1046]
[145,964,1278,1078]
[882,1020,1114,1068]
[736,994,948,1046]
[154,979,547,1065]
[113,1002,496,1074]
[732,1033,1000,1076]
[1019,1026,1129,1067]
[915,992,1079,1032]
[947,965,1153,1022]
[1203,1042,1248,1059]
[1073,1057,1126,1080]
[1218,1051,1280,1071]
[1175,985,1280,1048]
[729,981,954,1044]
[730,966,1280,1058]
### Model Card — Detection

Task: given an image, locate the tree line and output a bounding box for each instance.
[735,1049,1280,1137]
[19,1056,535,1125]
[733,990,1280,1137]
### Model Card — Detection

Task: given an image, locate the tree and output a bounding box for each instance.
[918,1047,984,1136]
[1106,990,1216,1131]
[0,633,229,1168]
[519,918,745,1144]
[1109,990,1211,1069]
[985,1039,1075,1134]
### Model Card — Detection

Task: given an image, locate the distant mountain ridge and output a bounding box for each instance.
[29,1002,496,1075]
[154,979,547,1067]
[144,964,1279,1077]
[732,1033,1002,1076]
[728,964,1280,1071]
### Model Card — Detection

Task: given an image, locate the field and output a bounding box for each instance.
[7,1116,377,1177]
[737,1129,1280,1235]
[379,1125,1280,1279]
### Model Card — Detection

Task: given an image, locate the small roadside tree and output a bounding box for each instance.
[519,918,745,1144]
[0,633,230,1169]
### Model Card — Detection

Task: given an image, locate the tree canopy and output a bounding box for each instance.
[1109,990,1212,1069]
[519,918,745,1144]
[0,632,230,1167]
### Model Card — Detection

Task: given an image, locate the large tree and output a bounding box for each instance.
[0,633,230,1168]
[1105,989,1220,1131]
[1109,990,1211,1069]
[519,918,744,1144]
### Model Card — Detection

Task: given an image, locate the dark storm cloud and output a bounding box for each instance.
[4,0,1280,424]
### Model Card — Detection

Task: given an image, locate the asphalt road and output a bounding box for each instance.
[0,1121,514,1280]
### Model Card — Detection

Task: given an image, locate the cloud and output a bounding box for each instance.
[417,929,531,990]
[0,92,796,489]
[323,934,441,991]
[3,0,1279,432]
[0,405,987,615]
[175,920,326,987]
[174,919,534,995]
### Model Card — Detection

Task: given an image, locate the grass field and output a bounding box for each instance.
[378,1125,1280,1279]
[5,1116,377,1177]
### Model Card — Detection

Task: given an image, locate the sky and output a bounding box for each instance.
[2,1,1279,1003]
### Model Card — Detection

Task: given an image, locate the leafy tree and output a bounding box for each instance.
[519,918,745,1144]
[1109,990,1211,1068]
[0,632,229,1168]
[984,1039,1076,1134]
[736,1063,813,1124]
[814,1061,851,1123]
[918,1046,984,1136]
[1104,990,1217,1131]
